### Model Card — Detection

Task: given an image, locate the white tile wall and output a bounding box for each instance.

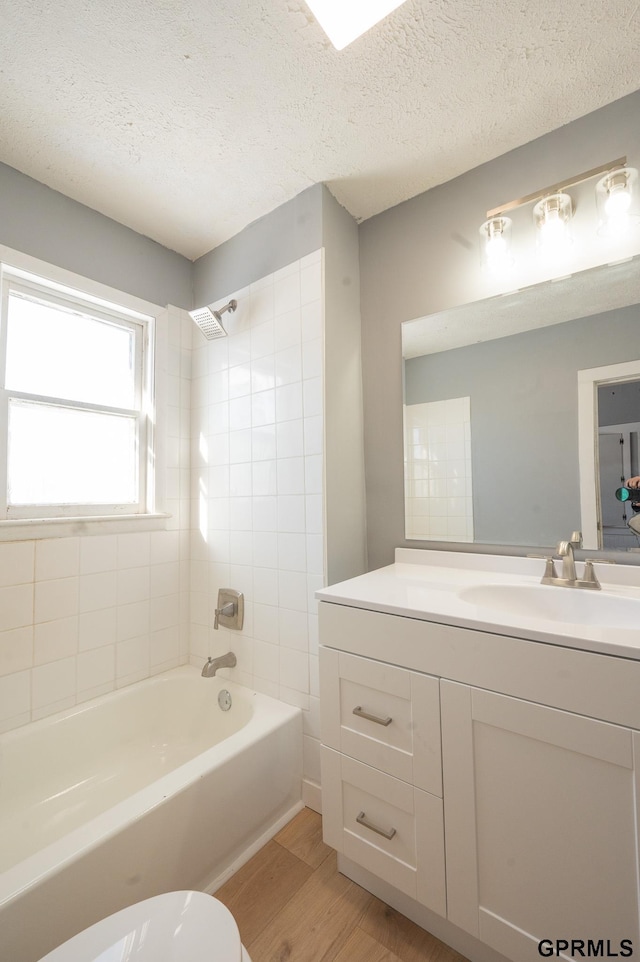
[190,250,325,785]
[404,397,474,542]
[0,306,192,734]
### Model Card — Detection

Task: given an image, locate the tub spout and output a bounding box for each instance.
[202,652,237,677]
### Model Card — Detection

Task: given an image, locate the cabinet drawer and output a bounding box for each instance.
[321,746,446,917]
[320,647,442,795]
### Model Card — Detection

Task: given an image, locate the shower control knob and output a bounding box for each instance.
[213,589,244,631]
[214,602,235,630]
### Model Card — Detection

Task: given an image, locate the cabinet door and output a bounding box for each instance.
[441,681,640,962]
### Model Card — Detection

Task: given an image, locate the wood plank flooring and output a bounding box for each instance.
[214,808,469,962]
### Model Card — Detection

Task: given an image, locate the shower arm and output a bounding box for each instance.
[214,299,237,321]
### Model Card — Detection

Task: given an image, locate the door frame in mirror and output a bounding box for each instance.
[578,359,640,549]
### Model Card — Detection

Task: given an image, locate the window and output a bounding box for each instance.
[0,268,155,520]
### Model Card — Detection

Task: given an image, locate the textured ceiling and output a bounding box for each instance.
[1,0,639,260]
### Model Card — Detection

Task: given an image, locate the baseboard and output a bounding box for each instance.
[302,778,322,813]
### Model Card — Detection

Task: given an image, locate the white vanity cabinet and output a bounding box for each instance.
[318,595,640,962]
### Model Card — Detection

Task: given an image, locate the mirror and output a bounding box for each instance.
[402,255,640,552]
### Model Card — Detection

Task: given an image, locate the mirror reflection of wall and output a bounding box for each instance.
[403,291,640,549]
[598,379,640,550]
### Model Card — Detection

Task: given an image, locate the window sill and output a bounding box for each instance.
[0,513,171,541]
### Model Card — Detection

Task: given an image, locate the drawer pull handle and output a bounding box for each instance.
[352,705,392,727]
[356,811,397,840]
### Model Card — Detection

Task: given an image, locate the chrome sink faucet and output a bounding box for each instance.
[557,538,577,582]
[540,531,601,590]
[201,652,237,677]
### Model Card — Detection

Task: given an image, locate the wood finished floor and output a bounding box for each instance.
[214,808,469,962]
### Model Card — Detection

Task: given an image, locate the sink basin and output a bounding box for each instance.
[459,583,640,629]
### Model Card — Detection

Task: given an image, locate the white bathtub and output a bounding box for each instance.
[0,665,303,962]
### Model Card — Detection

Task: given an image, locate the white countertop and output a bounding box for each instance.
[317,548,640,661]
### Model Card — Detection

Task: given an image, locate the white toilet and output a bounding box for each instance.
[37,891,252,962]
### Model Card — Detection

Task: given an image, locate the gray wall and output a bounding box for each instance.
[0,163,192,309]
[359,90,640,569]
[322,189,368,582]
[192,184,324,305]
[0,162,323,312]
[405,306,639,546]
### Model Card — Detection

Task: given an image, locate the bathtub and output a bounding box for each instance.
[0,665,303,962]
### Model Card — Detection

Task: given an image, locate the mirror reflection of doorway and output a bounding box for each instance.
[598,380,640,550]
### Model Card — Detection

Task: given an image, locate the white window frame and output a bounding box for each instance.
[0,251,168,538]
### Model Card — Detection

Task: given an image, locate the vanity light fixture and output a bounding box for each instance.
[304,0,409,50]
[480,156,636,272]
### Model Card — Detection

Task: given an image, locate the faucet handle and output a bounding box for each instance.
[541,557,558,584]
[582,560,601,588]
[214,589,244,631]
[214,601,235,630]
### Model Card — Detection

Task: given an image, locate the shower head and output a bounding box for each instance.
[189,299,237,340]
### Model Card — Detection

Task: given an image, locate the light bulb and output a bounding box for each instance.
[605,184,632,218]
[486,232,507,261]
[533,193,573,256]
[479,217,513,275]
[487,237,506,260]
[539,209,564,244]
[596,167,639,237]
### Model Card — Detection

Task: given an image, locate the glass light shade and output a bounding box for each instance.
[533,192,574,256]
[595,167,640,238]
[479,217,514,274]
[304,0,409,49]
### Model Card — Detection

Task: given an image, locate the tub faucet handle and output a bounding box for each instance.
[214,602,235,630]
[213,589,244,631]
